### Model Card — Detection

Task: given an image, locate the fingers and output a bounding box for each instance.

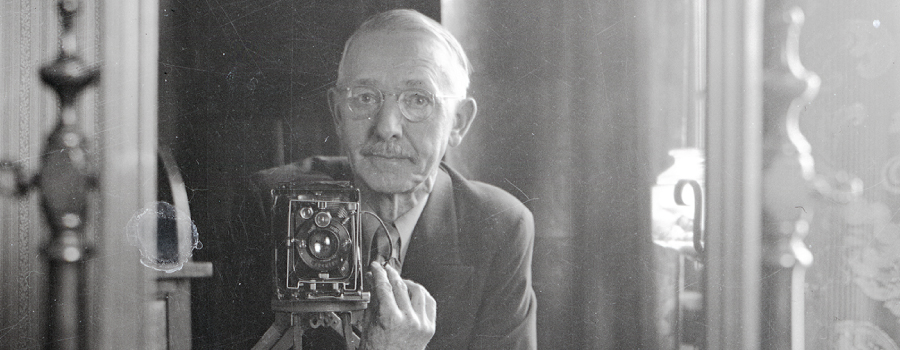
[369,262,399,313]
[406,280,437,324]
[383,263,412,312]
[425,285,436,322]
[407,280,425,314]
[364,262,437,349]
[369,262,435,322]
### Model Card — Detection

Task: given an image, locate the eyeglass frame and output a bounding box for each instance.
[330,85,464,123]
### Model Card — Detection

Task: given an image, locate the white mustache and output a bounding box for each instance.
[360,142,413,159]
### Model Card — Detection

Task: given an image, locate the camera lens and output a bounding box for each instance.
[307,230,338,260]
[315,211,332,227]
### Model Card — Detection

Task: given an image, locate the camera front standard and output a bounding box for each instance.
[270,181,369,307]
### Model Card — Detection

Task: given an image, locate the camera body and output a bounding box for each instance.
[271,181,369,306]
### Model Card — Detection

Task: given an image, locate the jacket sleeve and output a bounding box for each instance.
[469,208,538,350]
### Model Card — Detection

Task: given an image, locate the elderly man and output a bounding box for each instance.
[230,9,536,349]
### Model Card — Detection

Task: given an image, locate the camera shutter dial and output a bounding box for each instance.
[296,215,352,273]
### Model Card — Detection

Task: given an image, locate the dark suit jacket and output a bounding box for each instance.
[221,159,537,349]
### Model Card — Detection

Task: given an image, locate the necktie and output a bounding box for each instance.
[363,215,402,272]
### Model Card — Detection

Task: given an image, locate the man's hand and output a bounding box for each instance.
[362,262,436,350]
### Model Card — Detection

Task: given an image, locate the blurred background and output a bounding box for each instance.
[4,0,900,349]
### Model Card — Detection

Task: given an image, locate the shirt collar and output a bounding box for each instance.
[393,192,429,261]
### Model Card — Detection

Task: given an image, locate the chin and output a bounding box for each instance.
[353,157,425,194]
[357,167,422,193]
[360,175,419,194]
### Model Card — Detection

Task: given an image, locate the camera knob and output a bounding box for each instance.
[314,211,332,227]
[299,206,314,219]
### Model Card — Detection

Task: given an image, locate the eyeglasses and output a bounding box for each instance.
[332,86,447,122]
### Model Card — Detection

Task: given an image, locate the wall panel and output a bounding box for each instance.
[1,0,158,348]
[1,1,66,347]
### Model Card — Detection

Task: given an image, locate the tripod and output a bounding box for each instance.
[253,299,368,350]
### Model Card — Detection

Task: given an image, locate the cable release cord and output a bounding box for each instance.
[360,211,395,267]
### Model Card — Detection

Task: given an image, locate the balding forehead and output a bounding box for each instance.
[338,30,468,95]
[338,30,464,92]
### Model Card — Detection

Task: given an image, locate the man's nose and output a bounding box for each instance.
[373,97,404,140]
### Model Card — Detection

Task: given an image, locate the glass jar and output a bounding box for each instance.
[652,148,705,255]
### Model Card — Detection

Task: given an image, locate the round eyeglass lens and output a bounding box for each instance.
[399,90,434,121]
[342,86,436,122]
[346,87,381,117]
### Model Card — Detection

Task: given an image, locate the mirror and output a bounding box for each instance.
[6,0,898,348]
[156,0,703,348]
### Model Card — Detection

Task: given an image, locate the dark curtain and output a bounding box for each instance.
[444,1,656,348]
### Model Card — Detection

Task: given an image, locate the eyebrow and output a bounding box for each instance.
[352,78,378,87]
[404,80,431,89]
[348,73,440,90]
[348,79,436,91]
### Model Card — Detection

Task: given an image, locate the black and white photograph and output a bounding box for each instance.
[2,0,900,349]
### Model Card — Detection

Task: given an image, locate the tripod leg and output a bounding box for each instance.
[340,312,361,350]
[272,326,296,350]
[271,314,303,350]
[253,312,292,350]
[292,313,304,350]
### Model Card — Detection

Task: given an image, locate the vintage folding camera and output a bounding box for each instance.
[270,181,368,305]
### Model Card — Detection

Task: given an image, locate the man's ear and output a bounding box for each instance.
[448,97,477,147]
[327,88,352,157]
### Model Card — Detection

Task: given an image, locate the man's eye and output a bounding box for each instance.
[354,93,378,105]
[404,93,432,108]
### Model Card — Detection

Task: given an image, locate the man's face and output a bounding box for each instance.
[333,31,464,194]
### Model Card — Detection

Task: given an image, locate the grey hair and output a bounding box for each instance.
[337,9,471,95]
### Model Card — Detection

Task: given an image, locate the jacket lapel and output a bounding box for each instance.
[402,166,463,279]
[401,165,479,345]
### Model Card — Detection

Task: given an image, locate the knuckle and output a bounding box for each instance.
[393,279,409,291]
[404,281,423,295]
[374,284,392,296]
[376,311,401,326]
[387,310,405,323]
